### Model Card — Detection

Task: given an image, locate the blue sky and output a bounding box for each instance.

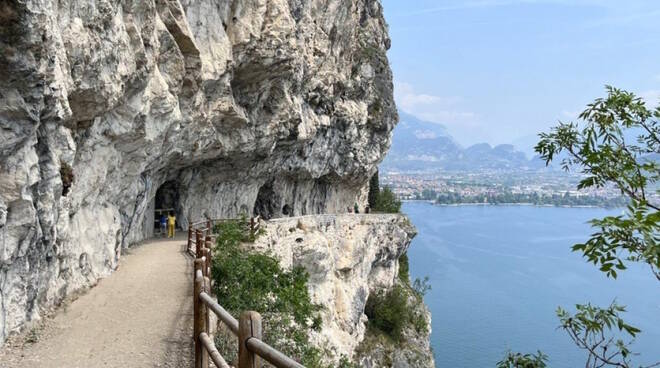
[381,0,660,149]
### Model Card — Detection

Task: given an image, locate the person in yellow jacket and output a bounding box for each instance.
[167,212,176,238]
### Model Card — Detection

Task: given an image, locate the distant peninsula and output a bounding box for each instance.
[432,192,627,208]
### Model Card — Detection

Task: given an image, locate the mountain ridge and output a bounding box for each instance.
[381,111,545,172]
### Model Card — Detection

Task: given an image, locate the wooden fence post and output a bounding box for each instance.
[194,258,204,289]
[196,230,203,258]
[201,249,209,277]
[194,272,204,368]
[201,276,209,368]
[204,276,212,362]
[238,311,262,368]
[188,227,192,253]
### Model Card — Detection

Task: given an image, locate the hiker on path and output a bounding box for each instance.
[354,203,359,214]
[167,212,176,238]
[159,214,167,237]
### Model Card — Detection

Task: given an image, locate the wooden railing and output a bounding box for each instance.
[187,216,302,368]
[187,216,260,257]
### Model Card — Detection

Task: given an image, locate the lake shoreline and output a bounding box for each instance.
[401,199,624,209]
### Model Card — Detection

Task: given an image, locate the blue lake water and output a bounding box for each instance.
[402,202,660,368]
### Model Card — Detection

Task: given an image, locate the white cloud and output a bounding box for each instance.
[639,90,660,109]
[397,0,541,17]
[396,0,618,17]
[394,82,495,145]
[395,83,460,111]
[394,82,477,127]
[560,110,580,120]
[417,112,479,125]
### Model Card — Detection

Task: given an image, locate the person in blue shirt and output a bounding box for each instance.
[160,214,167,236]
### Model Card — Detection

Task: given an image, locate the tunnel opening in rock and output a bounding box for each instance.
[253,181,280,220]
[154,181,181,234]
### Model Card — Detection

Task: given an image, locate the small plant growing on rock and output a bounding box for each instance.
[398,253,410,283]
[60,161,74,196]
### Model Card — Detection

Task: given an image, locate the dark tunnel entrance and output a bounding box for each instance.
[253,181,294,220]
[154,180,181,236]
[253,181,278,220]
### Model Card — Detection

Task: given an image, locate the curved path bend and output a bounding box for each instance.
[0,235,193,368]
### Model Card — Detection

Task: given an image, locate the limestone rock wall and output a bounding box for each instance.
[0,0,396,343]
[249,214,433,366]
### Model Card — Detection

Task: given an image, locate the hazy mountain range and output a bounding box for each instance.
[381,111,546,172]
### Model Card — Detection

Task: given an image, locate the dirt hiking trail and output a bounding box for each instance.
[0,235,193,368]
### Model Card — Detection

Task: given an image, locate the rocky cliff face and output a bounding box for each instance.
[250,214,434,367]
[0,0,396,344]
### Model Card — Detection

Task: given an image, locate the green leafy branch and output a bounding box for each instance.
[496,351,548,368]
[557,302,659,368]
[535,86,660,281]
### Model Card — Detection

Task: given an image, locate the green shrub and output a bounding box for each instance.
[211,218,327,367]
[373,187,401,213]
[213,214,264,246]
[398,253,410,284]
[338,356,357,368]
[365,282,430,342]
[368,171,380,209]
[412,276,431,299]
[365,285,410,341]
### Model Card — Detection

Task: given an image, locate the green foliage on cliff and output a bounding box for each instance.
[373,187,402,213]
[367,170,402,213]
[369,171,380,208]
[213,215,264,247]
[357,279,434,367]
[398,253,410,283]
[365,282,429,342]
[211,218,325,367]
[365,285,409,341]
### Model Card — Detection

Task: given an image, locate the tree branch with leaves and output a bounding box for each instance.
[556,302,660,368]
[536,86,660,281]
[499,87,660,367]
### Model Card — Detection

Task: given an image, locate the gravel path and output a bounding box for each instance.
[0,235,194,368]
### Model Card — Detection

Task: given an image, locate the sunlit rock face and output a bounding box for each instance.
[0,0,395,343]
[250,214,433,367]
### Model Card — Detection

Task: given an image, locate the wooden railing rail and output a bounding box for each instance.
[188,216,305,368]
[199,292,238,334]
[200,332,230,368]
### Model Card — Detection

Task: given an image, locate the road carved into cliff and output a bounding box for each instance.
[0,235,193,368]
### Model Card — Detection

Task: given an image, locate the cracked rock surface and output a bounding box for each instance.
[250,213,434,366]
[0,0,396,344]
